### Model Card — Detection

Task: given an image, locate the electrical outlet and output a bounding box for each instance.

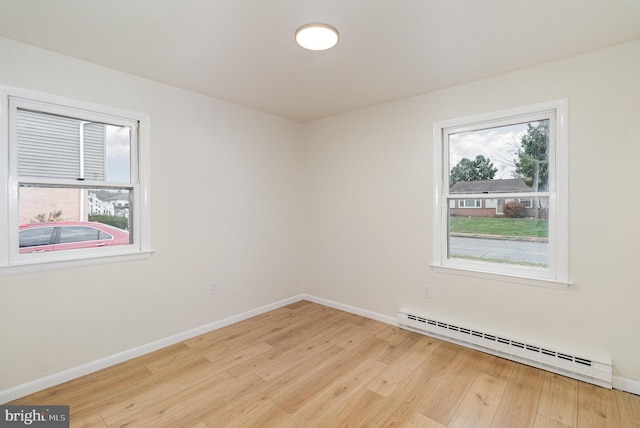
[422,284,432,299]
[210,281,218,295]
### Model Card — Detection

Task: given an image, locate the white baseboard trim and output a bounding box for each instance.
[300,294,398,326]
[3,294,639,403]
[0,294,304,404]
[613,376,640,396]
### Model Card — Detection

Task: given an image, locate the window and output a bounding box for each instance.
[519,198,533,208]
[433,100,569,288]
[0,85,151,274]
[19,226,56,249]
[458,199,482,208]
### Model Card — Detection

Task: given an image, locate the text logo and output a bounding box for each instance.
[0,406,69,427]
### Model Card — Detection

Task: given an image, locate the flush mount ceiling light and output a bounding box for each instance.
[295,23,339,51]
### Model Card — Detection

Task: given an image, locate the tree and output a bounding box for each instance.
[514,120,549,190]
[449,155,498,186]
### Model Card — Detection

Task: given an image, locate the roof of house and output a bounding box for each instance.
[449,178,534,194]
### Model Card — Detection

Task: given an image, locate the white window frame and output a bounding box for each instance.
[0,84,152,275]
[432,99,569,289]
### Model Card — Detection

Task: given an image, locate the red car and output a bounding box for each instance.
[19,221,130,254]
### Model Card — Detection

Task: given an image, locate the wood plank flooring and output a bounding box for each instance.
[9,300,640,427]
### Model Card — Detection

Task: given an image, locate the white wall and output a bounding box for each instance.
[304,41,640,382]
[0,37,305,391]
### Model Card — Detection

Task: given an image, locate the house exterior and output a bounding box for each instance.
[449,178,545,218]
[93,190,130,219]
[88,192,115,216]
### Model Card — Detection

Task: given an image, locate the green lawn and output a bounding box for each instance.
[450,216,548,238]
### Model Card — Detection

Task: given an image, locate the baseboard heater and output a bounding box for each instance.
[397,309,612,389]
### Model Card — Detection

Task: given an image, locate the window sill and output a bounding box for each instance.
[430,264,571,290]
[0,250,155,277]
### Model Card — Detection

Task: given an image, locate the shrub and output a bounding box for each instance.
[89,215,129,230]
[502,201,526,218]
[30,210,65,223]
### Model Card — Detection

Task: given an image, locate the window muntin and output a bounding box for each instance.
[1,86,151,272]
[433,100,569,287]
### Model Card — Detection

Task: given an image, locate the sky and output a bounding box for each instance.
[448,122,531,180]
[105,125,131,183]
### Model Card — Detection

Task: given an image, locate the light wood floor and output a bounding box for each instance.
[10,300,640,427]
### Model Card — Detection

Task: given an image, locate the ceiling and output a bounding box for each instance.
[0,1,639,123]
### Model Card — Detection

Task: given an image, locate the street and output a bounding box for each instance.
[450,236,548,265]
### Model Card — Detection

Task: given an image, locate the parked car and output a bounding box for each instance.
[19,221,130,254]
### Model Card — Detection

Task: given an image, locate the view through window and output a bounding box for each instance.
[447,120,550,268]
[16,108,134,254]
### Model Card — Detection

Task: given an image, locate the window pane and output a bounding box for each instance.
[106,125,131,183]
[16,109,131,183]
[449,120,549,192]
[448,197,549,267]
[19,186,132,253]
